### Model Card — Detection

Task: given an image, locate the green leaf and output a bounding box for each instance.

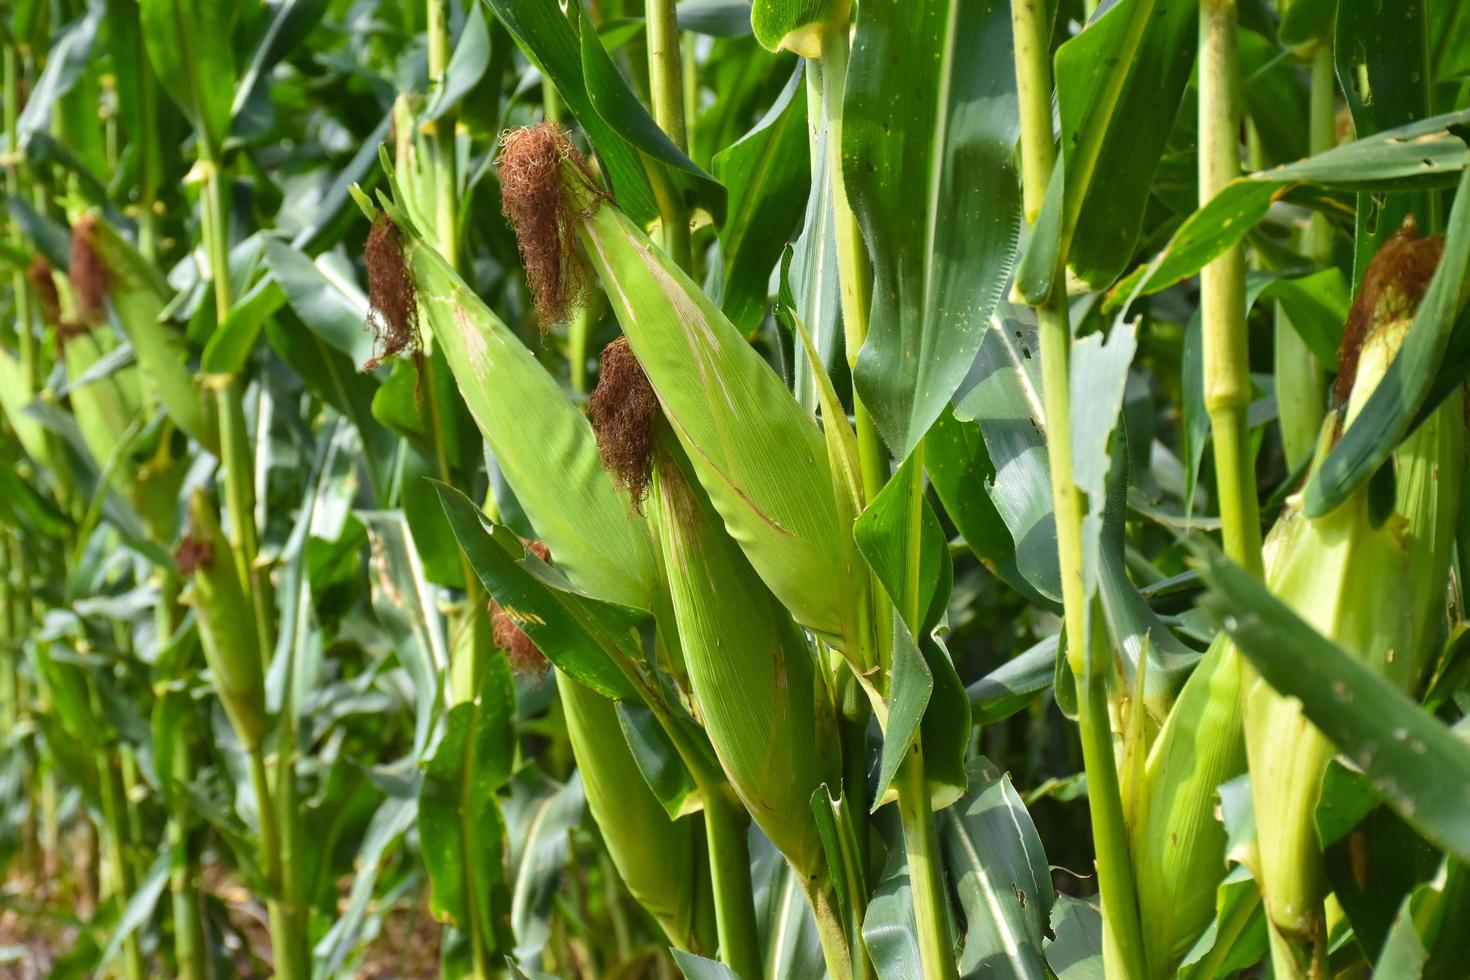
[616,700,699,820]
[1110,108,1470,301]
[671,950,741,980]
[262,240,375,367]
[1305,167,1470,516]
[139,0,236,152]
[1044,896,1104,980]
[927,410,1052,608]
[1055,0,1198,291]
[202,276,285,375]
[419,659,514,947]
[92,852,170,980]
[1195,541,1470,864]
[750,0,845,54]
[939,757,1053,979]
[14,5,101,148]
[314,796,419,977]
[578,4,726,226]
[423,3,492,125]
[843,0,1021,457]
[966,635,1056,724]
[861,847,925,979]
[1175,866,1268,979]
[359,511,447,759]
[872,618,932,811]
[435,481,642,701]
[507,769,585,962]
[483,0,659,225]
[712,64,809,333]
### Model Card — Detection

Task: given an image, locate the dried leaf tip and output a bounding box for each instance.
[588,337,660,509]
[497,123,603,329]
[1335,215,1443,403]
[363,213,420,369]
[69,215,107,325]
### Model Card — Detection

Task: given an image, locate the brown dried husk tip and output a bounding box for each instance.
[363,214,420,369]
[491,539,552,680]
[1335,215,1443,404]
[175,534,214,576]
[588,337,660,509]
[69,214,107,325]
[497,123,604,329]
[26,255,61,328]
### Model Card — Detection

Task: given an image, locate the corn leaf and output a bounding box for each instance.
[1196,542,1470,864]
[437,482,642,702]
[577,3,726,226]
[750,0,845,54]
[138,0,235,151]
[750,832,826,978]
[418,656,514,945]
[87,215,214,446]
[927,411,1052,609]
[861,848,926,979]
[616,700,699,820]
[843,0,1021,457]
[1044,896,1103,980]
[712,65,808,334]
[1055,0,1197,291]
[966,635,1056,725]
[507,768,586,964]
[1110,108,1470,301]
[939,757,1053,979]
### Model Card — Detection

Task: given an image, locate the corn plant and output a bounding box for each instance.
[4,0,1470,978]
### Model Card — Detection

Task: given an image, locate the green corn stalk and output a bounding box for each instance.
[1244,229,1466,970]
[559,673,717,954]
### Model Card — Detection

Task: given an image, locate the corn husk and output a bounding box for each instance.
[651,439,841,880]
[390,213,658,614]
[85,215,215,451]
[1244,229,1465,943]
[562,164,858,648]
[559,672,715,953]
[182,488,267,751]
[1129,632,1244,973]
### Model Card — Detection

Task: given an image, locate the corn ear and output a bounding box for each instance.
[559,672,715,953]
[85,214,215,451]
[563,167,856,646]
[1244,228,1465,943]
[384,207,658,613]
[651,438,841,881]
[182,488,268,751]
[1129,633,1244,974]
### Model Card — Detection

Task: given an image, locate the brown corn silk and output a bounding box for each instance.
[587,337,660,508]
[497,125,604,328]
